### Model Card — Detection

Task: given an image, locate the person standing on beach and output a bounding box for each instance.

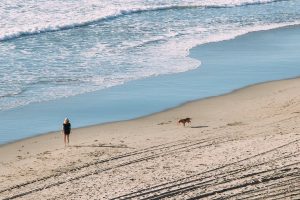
[62,118,71,147]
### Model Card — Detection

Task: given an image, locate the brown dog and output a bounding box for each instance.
[177,118,191,126]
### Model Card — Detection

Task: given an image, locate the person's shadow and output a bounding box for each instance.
[190,125,209,129]
[73,144,134,149]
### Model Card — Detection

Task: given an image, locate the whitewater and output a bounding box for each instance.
[0,0,300,111]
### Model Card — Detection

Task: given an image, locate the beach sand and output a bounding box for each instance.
[0,77,300,199]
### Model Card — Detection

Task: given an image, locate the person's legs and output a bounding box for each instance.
[64,134,67,146]
[66,134,70,145]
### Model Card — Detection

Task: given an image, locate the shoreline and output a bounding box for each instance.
[1,73,299,199]
[0,74,299,149]
[1,75,299,157]
[1,24,300,144]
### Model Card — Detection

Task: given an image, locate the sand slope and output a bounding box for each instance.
[0,78,300,199]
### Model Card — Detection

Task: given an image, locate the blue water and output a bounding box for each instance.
[0,0,300,144]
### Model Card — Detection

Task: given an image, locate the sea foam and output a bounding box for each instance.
[0,0,287,42]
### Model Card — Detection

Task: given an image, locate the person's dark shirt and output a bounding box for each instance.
[63,123,71,134]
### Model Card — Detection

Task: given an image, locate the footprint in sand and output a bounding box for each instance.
[157,121,172,125]
[227,121,244,126]
[42,151,51,155]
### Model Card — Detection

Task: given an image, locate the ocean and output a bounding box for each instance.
[1,0,300,144]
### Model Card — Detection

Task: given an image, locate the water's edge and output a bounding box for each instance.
[1,24,300,145]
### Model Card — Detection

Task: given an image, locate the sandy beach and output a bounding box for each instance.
[0,77,299,199]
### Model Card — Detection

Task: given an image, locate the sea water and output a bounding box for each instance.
[0,0,300,144]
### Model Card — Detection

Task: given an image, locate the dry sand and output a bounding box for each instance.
[0,78,299,199]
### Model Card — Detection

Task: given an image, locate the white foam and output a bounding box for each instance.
[0,0,285,41]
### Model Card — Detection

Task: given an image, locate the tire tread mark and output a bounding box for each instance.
[111,139,300,199]
[0,139,191,193]
[185,172,299,200]
[220,175,300,200]
[2,138,220,199]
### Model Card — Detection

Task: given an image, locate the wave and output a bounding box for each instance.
[0,0,288,42]
[204,21,300,45]
[0,88,26,99]
[123,33,179,50]
[0,77,84,99]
